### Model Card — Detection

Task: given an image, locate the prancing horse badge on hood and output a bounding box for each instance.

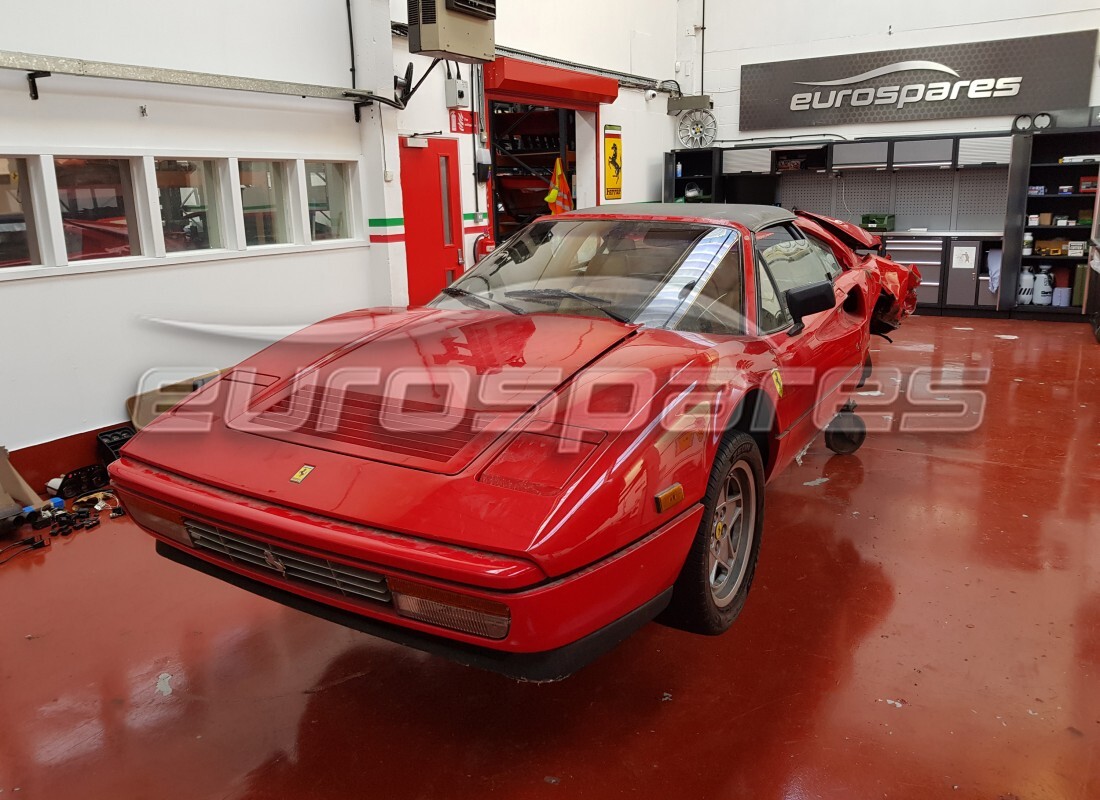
[290,465,315,484]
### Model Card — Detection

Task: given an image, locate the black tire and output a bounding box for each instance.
[661,431,765,635]
[824,412,867,455]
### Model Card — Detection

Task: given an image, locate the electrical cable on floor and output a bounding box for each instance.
[0,536,40,555]
[0,539,46,566]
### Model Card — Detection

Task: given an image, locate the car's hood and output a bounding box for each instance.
[226,308,636,475]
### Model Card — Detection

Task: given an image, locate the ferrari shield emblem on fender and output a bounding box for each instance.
[771,369,785,398]
[290,465,315,484]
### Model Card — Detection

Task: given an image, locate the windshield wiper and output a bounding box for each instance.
[504,289,632,324]
[440,286,526,315]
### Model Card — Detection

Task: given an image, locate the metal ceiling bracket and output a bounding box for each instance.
[353,99,373,123]
[26,70,50,100]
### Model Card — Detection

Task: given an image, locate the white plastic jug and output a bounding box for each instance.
[1017,267,1035,305]
[1033,266,1054,306]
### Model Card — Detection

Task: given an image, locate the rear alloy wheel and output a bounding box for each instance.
[663,431,765,635]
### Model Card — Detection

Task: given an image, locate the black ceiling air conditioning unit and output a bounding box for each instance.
[408,0,496,64]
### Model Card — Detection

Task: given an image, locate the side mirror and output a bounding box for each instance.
[784,280,835,335]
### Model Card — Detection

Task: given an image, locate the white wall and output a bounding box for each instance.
[0,250,374,450]
[696,0,1100,141]
[391,0,678,78]
[5,0,355,87]
[600,88,678,204]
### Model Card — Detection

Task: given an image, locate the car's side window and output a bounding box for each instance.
[756,224,832,297]
[755,258,792,333]
[805,235,844,280]
[678,244,743,335]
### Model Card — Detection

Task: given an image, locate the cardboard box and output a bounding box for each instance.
[1039,212,1054,226]
[1072,264,1088,306]
[0,446,44,510]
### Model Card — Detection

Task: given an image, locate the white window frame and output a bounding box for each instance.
[0,148,368,284]
[301,160,361,244]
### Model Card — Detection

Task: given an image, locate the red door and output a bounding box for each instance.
[400,137,464,306]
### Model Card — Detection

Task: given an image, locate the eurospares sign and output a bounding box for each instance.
[739,30,1097,131]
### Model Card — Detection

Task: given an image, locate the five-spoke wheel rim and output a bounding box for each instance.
[707,460,756,608]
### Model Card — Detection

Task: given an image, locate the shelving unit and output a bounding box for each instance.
[1014,137,1098,315]
[663,148,724,203]
[489,102,576,240]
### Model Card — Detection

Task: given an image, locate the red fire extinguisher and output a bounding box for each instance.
[473,234,496,263]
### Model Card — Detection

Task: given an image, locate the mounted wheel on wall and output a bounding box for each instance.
[677,109,718,149]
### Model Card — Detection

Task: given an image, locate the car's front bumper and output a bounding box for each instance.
[156,539,673,681]
[111,457,702,678]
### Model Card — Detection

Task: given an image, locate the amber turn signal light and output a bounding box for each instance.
[655,483,685,513]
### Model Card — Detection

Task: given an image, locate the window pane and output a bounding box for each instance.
[0,157,40,268]
[239,160,288,245]
[439,155,453,245]
[807,236,843,279]
[306,161,350,241]
[756,261,792,333]
[55,158,138,261]
[756,224,831,296]
[433,219,715,324]
[156,159,222,251]
[679,246,744,335]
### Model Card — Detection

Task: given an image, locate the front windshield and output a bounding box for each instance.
[430,218,734,327]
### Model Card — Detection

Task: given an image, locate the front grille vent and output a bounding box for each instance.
[446,0,497,19]
[408,0,420,25]
[422,0,437,24]
[185,520,391,606]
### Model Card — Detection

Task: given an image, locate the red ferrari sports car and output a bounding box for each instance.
[110,204,919,681]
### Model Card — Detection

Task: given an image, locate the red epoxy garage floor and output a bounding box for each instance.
[2,315,1099,799]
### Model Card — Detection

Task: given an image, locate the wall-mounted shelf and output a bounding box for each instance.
[1016,304,1084,315]
[1021,255,1088,261]
[1029,162,1100,167]
[1026,224,1091,230]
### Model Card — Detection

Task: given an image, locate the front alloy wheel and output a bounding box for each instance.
[707,461,756,608]
[663,430,765,635]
